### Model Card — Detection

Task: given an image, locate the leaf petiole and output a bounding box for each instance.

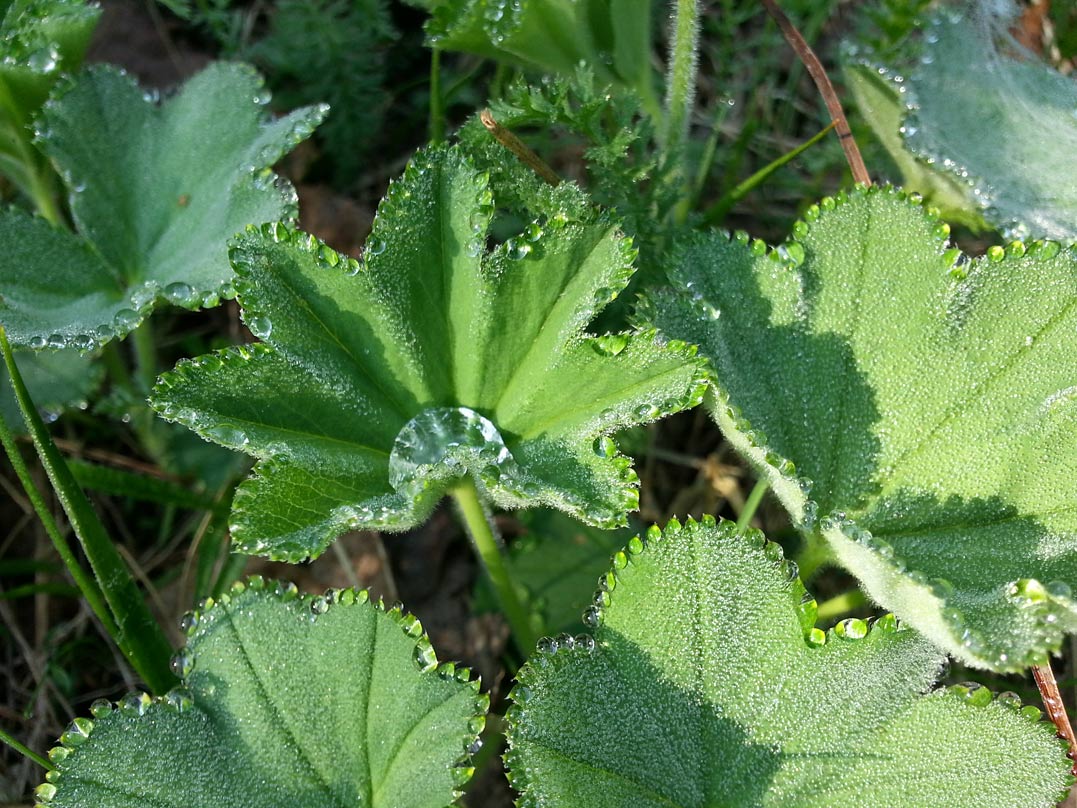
[451,477,537,653]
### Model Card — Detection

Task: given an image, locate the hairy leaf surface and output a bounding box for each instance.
[0,63,326,349]
[649,186,1077,671]
[37,578,486,808]
[851,1,1077,241]
[152,146,706,561]
[506,517,1073,807]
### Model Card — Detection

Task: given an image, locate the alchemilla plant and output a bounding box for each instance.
[2,0,1077,806]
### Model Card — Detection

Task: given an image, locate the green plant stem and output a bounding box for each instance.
[0,725,53,771]
[735,478,769,533]
[703,120,837,224]
[1,328,177,693]
[664,0,700,224]
[429,47,445,145]
[130,320,157,396]
[0,411,118,637]
[795,529,834,582]
[451,477,536,652]
[212,552,249,597]
[663,0,700,153]
[27,163,63,227]
[815,589,868,623]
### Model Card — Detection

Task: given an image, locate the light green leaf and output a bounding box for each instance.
[37,578,487,808]
[0,62,326,349]
[426,0,654,102]
[151,145,707,561]
[851,1,1077,241]
[0,347,100,430]
[844,62,986,231]
[506,516,1073,807]
[648,185,1077,671]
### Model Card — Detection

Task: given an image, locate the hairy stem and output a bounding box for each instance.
[760,0,871,186]
[665,0,701,224]
[451,477,536,652]
[0,725,53,771]
[1032,662,1077,774]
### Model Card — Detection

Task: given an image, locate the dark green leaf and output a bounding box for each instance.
[506,517,1073,807]
[649,185,1077,671]
[37,579,487,807]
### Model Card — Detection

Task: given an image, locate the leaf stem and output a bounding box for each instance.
[703,120,837,224]
[794,529,834,582]
[479,109,561,187]
[450,477,536,653]
[736,478,769,533]
[760,0,871,186]
[815,588,868,623]
[1032,662,1077,774]
[663,0,700,155]
[664,0,700,224]
[27,163,63,227]
[0,725,53,771]
[1,328,177,693]
[429,47,446,145]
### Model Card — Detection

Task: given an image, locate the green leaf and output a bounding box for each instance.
[0,0,100,199]
[426,0,654,103]
[37,578,487,808]
[852,1,1077,241]
[152,145,707,561]
[648,185,1077,671]
[0,62,326,349]
[0,347,101,430]
[844,62,986,231]
[506,517,1073,807]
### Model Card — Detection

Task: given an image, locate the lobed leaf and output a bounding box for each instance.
[849,0,1077,241]
[36,578,486,808]
[649,185,1077,671]
[506,517,1073,807]
[152,145,707,561]
[0,62,326,349]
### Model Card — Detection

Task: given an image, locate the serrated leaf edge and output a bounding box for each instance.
[646,183,1077,672]
[37,576,487,806]
[502,514,1072,804]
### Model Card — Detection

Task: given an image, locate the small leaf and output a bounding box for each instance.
[0,347,100,430]
[426,0,653,100]
[152,145,707,561]
[38,579,486,808]
[853,1,1077,241]
[649,186,1077,670]
[844,61,986,231]
[0,62,326,348]
[506,517,1073,807]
